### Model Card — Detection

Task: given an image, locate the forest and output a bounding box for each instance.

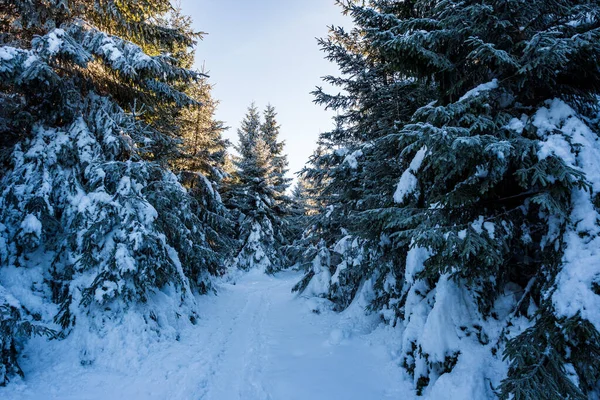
[1,1,599,399]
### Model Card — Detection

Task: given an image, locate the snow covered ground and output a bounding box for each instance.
[1,270,412,400]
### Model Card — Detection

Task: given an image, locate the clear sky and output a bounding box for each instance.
[179,0,349,179]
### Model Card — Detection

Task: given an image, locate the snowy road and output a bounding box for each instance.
[2,270,411,400]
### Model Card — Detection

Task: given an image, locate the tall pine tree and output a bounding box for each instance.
[293,0,435,306]
[299,0,600,398]
[225,104,291,273]
[0,0,228,384]
[172,71,235,270]
[261,105,292,212]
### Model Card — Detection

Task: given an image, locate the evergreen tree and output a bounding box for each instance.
[0,0,227,384]
[172,74,235,265]
[174,78,228,180]
[260,105,294,263]
[225,104,289,273]
[301,0,600,398]
[293,0,435,307]
[284,176,314,267]
[261,105,292,210]
[290,175,317,218]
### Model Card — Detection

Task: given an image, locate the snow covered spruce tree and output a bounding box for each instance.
[293,0,435,304]
[289,145,347,297]
[285,173,321,272]
[225,104,291,273]
[163,6,235,261]
[288,174,318,234]
[167,6,229,181]
[261,105,292,214]
[0,0,227,384]
[171,66,235,265]
[300,0,600,398]
[173,79,235,265]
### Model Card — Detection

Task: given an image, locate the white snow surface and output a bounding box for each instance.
[533,99,600,331]
[394,146,427,203]
[458,79,498,102]
[19,214,42,237]
[46,29,65,54]
[0,46,20,60]
[343,149,363,169]
[1,270,412,400]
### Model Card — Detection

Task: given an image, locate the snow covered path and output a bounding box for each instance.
[2,270,411,400]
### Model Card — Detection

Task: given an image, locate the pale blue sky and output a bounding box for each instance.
[179,0,349,178]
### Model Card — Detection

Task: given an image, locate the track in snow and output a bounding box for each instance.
[2,270,410,400]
